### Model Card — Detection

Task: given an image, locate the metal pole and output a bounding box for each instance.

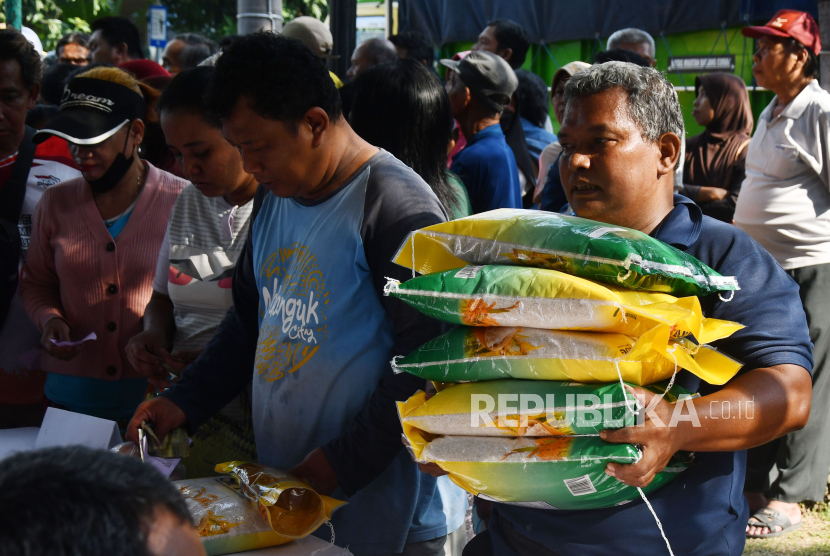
[819,0,830,90]
[329,0,357,80]
[385,0,393,38]
[4,0,22,30]
[237,0,284,35]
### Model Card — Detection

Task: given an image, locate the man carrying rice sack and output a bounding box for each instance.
[428,62,813,556]
[124,35,467,556]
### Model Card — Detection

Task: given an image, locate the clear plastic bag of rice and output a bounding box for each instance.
[176,463,345,555]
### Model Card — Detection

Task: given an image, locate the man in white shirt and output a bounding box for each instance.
[734,9,828,539]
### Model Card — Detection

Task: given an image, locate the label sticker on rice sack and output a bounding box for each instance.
[385,265,743,342]
[398,380,697,437]
[400,430,689,511]
[213,462,344,550]
[392,209,739,297]
[393,325,742,386]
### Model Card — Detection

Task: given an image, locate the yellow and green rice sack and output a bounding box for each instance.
[393,325,742,386]
[385,265,742,342]
[392,209,739,297]
[400,417,690,510]
[400,380,696,437]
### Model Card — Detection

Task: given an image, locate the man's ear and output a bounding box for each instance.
[304,107,331,148]
[794,46,810,73]
[462,86,472,111]
[114,41,130,62]
[497,48,513,65]
[27,83,40,110]
[657,132,681,177]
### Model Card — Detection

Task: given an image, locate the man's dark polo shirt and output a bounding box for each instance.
[490,195,813,556]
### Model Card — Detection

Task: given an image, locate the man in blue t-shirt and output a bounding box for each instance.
[127,34,467,556]
[442,51,522,214]
[450,63,813,556]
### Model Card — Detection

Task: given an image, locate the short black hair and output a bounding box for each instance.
[91,16,145,59]
[56,31,90,55]
[219,35,240,50]
[0,446,191,556]
[389,31,434,66]
[0,28,42,89]
[487,19,530,69]
[26,104,59,128]
[208,32,341,128]
[158,66,219,127]
[40,62,77,105]
[594,48,652,68]
[515,69,550,128]
[784,37,819,78]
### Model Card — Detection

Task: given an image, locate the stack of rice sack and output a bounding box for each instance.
[387,209,744,510]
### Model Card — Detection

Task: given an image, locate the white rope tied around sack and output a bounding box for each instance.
[616,269,633,284]
[383,278,401,296]
[310,521,336,555]
[718,290,735,302]
[390,355,404,374]
[612,346,679,556]
[637,487,675,556]
[635,346,679,556]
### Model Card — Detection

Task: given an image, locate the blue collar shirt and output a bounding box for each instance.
[490,195,813,556]
[451,123,523,214]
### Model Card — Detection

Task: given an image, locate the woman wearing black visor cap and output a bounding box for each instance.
[19,67,187,425]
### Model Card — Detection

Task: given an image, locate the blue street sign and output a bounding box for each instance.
[149,5,168,48]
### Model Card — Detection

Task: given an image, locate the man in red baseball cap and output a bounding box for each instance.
[735,9,830,540]
[741,9,821,56]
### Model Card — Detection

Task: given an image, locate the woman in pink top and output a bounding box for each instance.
[20,67,187,422]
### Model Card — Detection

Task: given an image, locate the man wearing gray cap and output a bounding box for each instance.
[442,51,522,213]
[281,16,344,88]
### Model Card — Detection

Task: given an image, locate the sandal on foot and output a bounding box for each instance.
[746,507,802,539]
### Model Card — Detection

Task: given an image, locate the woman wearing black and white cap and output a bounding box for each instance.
[19,67,187,424]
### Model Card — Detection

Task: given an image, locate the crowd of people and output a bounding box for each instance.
[0,7,827,556]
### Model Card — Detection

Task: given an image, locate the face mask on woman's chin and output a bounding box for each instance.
[87,151,135,194]
[87,122,137,194]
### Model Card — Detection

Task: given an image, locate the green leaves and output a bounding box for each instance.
[0,0,114,51]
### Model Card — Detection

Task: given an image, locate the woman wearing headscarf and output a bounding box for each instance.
[19,67,187,423]
[681,72,753,223]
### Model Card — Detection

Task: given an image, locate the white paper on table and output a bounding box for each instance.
[0,427,39,461]
[139,435,181,478]
[36,408,122,450]
[228,534,352,555]
[50,331,97,347]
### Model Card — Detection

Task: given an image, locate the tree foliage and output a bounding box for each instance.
[0,0,118,51]
[0,0,329,50]
[161,0,328,41]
